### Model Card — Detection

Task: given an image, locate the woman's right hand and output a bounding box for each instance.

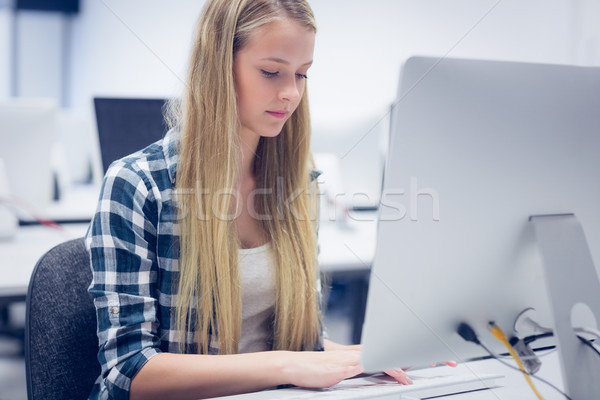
[281,350,363,388]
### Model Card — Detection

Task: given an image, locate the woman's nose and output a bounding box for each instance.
[279,77,301,102]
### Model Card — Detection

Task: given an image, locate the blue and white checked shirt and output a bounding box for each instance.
[86,129,324,400]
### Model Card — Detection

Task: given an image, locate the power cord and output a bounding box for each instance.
[575,327,600,341]
[577,335,600,358]
[457,322,572,400]
[522,332,553,345]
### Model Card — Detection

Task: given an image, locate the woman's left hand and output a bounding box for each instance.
[323,339,458,385]
[324,339,414,385]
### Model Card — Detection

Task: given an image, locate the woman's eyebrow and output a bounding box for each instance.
[260,57,313,67]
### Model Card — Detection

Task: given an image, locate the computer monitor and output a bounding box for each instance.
[0,98,57,211]
[93,97,169,173]
[360,57,600,398]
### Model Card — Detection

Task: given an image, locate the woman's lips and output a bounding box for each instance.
[266,110,288,119]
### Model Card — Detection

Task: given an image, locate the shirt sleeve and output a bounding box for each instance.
[86,161,162,400]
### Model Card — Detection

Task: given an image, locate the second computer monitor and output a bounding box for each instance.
[0,98,57,210]
[93,97,169,172]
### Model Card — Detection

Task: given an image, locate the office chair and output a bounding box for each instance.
[25,237,100,400]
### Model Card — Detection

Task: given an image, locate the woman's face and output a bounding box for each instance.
[233,18,315,142]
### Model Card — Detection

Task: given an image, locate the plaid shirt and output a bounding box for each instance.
[86,129,324,400]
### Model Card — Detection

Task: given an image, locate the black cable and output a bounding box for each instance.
[457,322,573,400]
[577,335,600,358]
[457,322,481,345]
[523,332,554,346]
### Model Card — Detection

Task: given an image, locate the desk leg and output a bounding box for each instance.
[0,301,25,355]
[350,275,369,345]
[324,271,370,345]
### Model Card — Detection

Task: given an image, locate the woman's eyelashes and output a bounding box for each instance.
[260,69,308,80]
[261,69,279,78]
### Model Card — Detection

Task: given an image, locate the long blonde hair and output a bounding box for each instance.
[172,0,320,355]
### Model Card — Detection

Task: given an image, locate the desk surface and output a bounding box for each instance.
[211,349,566,399]
[317,212,378,273]
[0,223,90,294]
[15,183,98,224]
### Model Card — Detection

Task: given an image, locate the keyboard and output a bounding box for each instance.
[215,372,503,399]
[299,373,503,399]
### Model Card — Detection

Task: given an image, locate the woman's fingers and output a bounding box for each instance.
[286,350,364,388]
[430,360,458,368]
[383,368,413,385]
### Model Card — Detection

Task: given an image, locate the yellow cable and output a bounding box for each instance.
[488,322,545,400]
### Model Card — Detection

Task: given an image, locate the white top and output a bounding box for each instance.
[238,242,276,353]
[211,242,276,353]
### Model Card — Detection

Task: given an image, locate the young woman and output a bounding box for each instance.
[86,1,411,399]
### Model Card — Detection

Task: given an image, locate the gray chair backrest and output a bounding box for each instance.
[25,237,100,400]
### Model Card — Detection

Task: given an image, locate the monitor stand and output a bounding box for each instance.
[530,214,600,400]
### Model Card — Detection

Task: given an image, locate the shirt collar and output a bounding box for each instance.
[162,128,180,186]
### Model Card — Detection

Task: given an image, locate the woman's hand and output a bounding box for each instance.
[282,349,363,388]
[383,368,413,385]
[323,339,413,385]
[322,339,457,386]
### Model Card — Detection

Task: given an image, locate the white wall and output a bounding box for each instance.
[309,0,576,124]
[16,11,64,99]
[7,0,598,116]
[0,8,11,98]
[66,0,586,119]
[68,0,203,111]
[574,0,600,65]
[6,0,599,199]
[62,0,595,200]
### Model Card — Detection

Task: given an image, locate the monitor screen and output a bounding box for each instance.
[360,57,600,378]
[93,97,169,173]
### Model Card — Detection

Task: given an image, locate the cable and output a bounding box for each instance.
[575,327,600,341]
[577,335,600,358]
[488,321,544,400]
[523,332,554,346]
[478,342,572,400]
[0,195,64,231]
[456,322,572,400]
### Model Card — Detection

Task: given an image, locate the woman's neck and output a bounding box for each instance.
[238,129,260,180]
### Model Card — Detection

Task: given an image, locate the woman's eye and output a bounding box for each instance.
[261,70,279,78]
[296,73,308,80]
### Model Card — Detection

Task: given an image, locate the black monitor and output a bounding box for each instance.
[15,0,80,13]
[93,97,169,173]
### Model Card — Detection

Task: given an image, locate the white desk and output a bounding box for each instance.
[0,223,90,295]
[0,184,96,343]
[16,183,98,224]
[317,212,378,273]
[211,349,566,399]
[0,183,98,299]
[440,350,565,400]
[0,223,89,343]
